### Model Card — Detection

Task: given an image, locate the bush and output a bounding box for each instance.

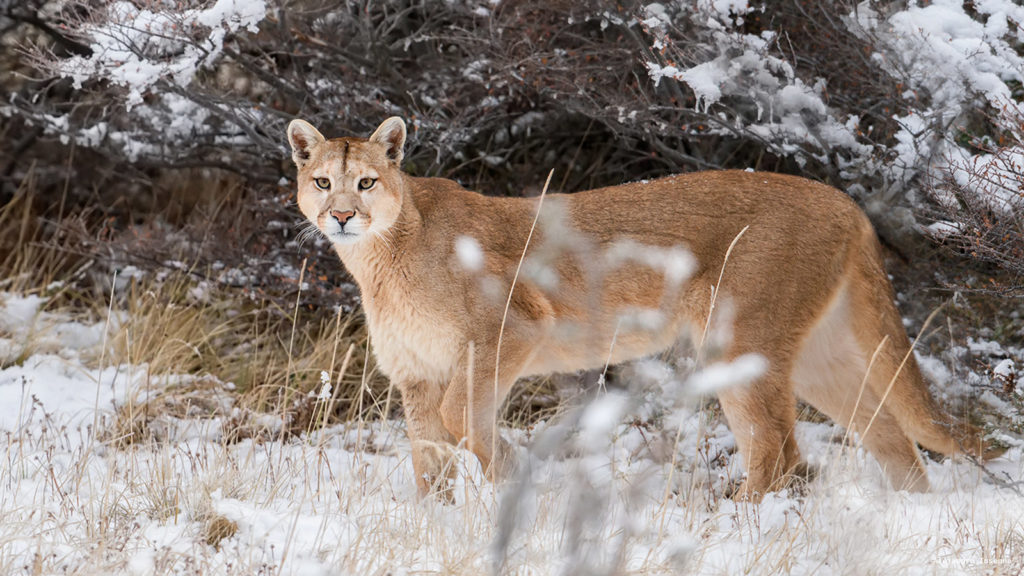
[926,100,1024,294]
[1,0,1022,289]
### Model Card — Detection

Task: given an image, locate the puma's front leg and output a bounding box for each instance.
[397,379,458,500]
[440,341,531,483]
[716,350,804,502]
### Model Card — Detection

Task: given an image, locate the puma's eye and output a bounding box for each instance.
[358,177,377,191]
[314,177,331,190]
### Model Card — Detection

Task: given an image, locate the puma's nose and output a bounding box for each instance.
[330,210,355,227]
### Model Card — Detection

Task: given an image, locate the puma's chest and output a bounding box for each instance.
[363,290,462,384]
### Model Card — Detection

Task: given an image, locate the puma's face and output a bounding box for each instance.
[287,117,407,245]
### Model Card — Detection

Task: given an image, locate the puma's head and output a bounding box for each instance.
[286,117,407,245]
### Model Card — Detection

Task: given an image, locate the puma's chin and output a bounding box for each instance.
[327,230,364,245]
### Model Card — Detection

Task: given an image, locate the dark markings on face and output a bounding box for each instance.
[342,140,350,173]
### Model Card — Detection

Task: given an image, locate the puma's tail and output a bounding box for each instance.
[850,220,1002,462]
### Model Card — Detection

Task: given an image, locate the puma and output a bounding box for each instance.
[286,116,994,501]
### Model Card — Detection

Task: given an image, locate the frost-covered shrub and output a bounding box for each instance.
[10,0,286,176]
[7,0,526,184]
[927,100,1024,289]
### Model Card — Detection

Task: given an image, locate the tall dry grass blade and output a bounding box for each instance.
[92,270,118,441]
[861,306,942,440]
[279,258,308,447]
[467,339,475,471]
[321,306,353,432]
[842,335,890,448]
[656,224,750,534]
[697,224,749,358]
[493,170,553,470]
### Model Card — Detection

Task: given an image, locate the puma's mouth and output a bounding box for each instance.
[319,211,367,244]
[327,229,362,244]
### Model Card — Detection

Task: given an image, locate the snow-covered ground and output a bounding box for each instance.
[1,292,1023,575]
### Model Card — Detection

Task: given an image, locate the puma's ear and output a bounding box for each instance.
[368,116,407,164]
[287,119,325,168]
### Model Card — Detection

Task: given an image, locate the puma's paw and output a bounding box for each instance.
[724,463,816,502]
[412,440,458,503]
[486,436,519,483]
[723,479,763,503]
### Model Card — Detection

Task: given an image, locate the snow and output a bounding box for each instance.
[993,359,1018,394]
[916,354,954,389]
[945,144,1024,217]
[852,0,1024,207]
[195,0,267,32]
[316,370,332,401]
[699,0,750,22]
[0,293,45,327]
[777,84,827,115]
[881,0,1023,111]
[679,62,725,111]
[578,392,629,451]
[35,0,269,165]
[641,3,671,30]
[968,337,1006,357]
[0,354,128,431]
[1,294,1023,573]
[994,359,1015,380]
[644,62,683,89]
[0,294,109,365]
[925,220,961,238]
[636,0,1024,218]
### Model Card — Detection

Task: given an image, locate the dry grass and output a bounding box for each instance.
[1,170,392,434]
[6,375,1020,576]
[0,169,86,301]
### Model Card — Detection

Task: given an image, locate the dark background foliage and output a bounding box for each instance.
[1,0,1021,313]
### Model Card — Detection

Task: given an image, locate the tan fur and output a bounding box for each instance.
[287,117,995,501]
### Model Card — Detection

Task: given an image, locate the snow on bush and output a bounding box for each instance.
[855,0,1024,210]
[19,0,269,163]
[644,1,870,171]
[60,1,265,108]
[926,95,1024,282]
[635,0,1024,279]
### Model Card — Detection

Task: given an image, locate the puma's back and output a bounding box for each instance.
[287,117,996,501]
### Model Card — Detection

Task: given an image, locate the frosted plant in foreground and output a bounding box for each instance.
[317,370,332,401]
[491,306,771,573]
[455,236,485,272]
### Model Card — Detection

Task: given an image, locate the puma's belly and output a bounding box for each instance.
[520,315,688,377]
